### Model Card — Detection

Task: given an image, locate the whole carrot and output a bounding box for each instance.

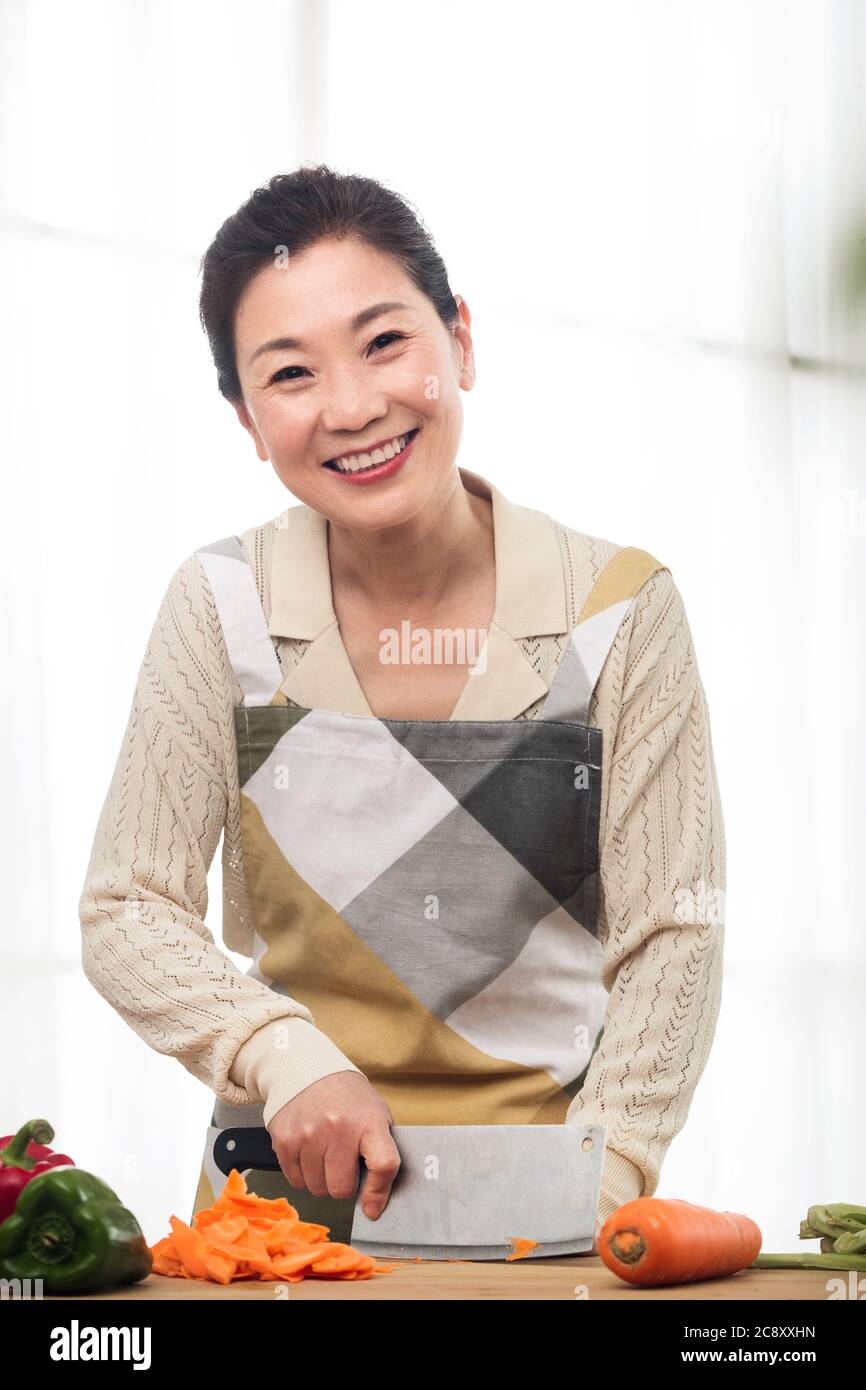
[599,1197,762,1287]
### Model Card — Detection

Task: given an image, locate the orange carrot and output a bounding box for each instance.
[168,1216,210,1278]
[148,1170,397,1284]
[505,1237,539,1261]
[203,1250,238,1285]
[598,1197,762,1287]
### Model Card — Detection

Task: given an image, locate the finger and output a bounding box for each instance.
[298,1135,329,1197]
[357,1129,401,1217]
[273,1136,305,1192]
[323,1142,362,1202]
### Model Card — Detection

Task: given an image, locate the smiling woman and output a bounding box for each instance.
[199,168,471,532]
[199,172,496,725]
[80,164,725,1253]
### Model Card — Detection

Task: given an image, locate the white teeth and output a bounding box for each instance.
[330,432,410,473]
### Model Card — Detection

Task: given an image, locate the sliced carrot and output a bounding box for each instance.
[204,1215,249,1244]
[261,1219,301,1253]
[304,1251,361,1273]
[205,1236,275,1265]
[270,1248,336,1276]
[149,1170,396,1285]
[310,1244,369,1273]
[216,1189,298,1218]
[505,1237,539,1261]
[204,1250,238,1285]
[149,1236,183,1273]
[168,1215,210,1278]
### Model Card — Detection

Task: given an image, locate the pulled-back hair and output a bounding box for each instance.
[198,163,460,403]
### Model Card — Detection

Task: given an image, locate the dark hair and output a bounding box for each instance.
[198,163,461,403]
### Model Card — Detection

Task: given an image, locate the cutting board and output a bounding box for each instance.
[39,1261,835,1301]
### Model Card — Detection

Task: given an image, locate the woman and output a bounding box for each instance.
[79,165,725,1252]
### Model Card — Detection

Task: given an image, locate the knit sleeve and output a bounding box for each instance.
[78,552,363,1115]
[565,567,726,1229]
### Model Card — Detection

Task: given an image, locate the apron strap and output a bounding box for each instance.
[540,546,670,725]
[195,536,285,705]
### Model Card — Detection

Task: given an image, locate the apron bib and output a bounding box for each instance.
[190,532,665,1236]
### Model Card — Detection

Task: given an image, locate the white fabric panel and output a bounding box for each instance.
[446,902,608,1086]
[196,548,284,705]
[244,709,459,913]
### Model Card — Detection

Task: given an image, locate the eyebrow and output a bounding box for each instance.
[248,301,416,366]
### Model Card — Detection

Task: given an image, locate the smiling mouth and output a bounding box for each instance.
[323,428,420,473]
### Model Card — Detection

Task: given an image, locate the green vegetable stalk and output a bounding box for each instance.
[0,1166,152,1294]
[753,1251,866,1271]
[800,1204,866,1254]
[751,1202,866,1272]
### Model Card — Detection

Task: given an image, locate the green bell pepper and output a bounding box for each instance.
[0,1166,152,1294]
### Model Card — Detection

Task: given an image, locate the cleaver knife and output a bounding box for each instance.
[212,1122,606,1261]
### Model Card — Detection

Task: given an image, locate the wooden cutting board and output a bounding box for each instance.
[41,1257,839,1301]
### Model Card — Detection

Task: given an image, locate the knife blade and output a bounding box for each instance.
[212,1122,606,1261]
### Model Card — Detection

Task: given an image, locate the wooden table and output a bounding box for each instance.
[41,1257,835,1301]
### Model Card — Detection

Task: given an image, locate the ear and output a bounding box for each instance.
[232,399,269,462]
[451,294,476,391]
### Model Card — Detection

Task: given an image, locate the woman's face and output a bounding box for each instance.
[231,236,475,531]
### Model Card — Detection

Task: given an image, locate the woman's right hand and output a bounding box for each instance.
[268,1070,401,1220]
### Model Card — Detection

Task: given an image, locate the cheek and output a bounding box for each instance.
[255,394,312,448]
[392,343,457,407]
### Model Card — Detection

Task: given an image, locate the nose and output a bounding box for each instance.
[320,360,390,438]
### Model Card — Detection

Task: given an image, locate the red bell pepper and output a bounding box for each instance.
[0,1119,75,1223]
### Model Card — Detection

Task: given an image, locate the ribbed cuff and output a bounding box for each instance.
[228,1017,365,1129]
[596,1148,645,1228]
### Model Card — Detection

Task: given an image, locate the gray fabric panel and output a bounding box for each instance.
[195,535,246,561]
[541,636,592,724]
[339,802,560,1018]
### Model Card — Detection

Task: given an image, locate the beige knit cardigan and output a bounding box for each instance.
[78,466,726,1227]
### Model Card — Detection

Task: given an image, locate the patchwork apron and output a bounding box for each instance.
[191,532,665,1238]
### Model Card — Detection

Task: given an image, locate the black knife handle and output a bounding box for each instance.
[213,1126,368,1178]
[213,1127,282,1174]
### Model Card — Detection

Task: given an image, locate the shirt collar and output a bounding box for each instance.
[268,465,567,642]
[266,466,569,719]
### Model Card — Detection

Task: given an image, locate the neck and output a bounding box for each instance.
[327,471,494,616]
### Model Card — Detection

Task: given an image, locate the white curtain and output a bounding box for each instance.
[2,0,863,1251]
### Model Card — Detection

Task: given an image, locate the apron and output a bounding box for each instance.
[190,531,665,1239]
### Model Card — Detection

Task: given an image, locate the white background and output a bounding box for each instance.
[1,0,864,1257]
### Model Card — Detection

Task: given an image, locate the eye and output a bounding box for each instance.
[269,365,307,384]
[369,331,405,352]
